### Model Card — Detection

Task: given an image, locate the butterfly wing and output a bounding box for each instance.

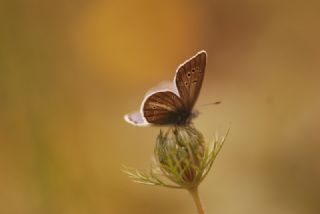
[175,51,206,110]
[142,91,186,125]
[124,111,148,126]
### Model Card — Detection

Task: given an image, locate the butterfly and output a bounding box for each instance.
[124,50,207,126]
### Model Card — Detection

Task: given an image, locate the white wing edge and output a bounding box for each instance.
[144,81,179,97]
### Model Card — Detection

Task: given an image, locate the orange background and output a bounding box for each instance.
[1,0,320,213]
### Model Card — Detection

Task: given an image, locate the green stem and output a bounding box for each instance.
[189,186,205,214]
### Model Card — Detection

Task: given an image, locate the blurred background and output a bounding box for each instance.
[1,0,320,213]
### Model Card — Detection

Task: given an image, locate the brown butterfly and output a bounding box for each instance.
[124,51,207,126]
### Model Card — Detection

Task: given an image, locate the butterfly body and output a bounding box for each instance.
[125,51,207,126]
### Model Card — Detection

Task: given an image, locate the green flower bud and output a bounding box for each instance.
[154,126,207,188]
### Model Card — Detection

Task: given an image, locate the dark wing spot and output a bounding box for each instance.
[185,82,189,86]
[187,72,191,78]
[191,68,196,73]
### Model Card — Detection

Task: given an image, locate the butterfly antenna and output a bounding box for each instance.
[201,101,221,107]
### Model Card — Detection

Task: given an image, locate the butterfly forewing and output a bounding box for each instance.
[124,111,148,126]
[143,91,185,124]
[175,51,206,110]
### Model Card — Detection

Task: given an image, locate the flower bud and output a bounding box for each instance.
[154,126,206,188]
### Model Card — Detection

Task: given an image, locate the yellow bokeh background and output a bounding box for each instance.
[1,0,320,213]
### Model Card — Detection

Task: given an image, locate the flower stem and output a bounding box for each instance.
[189,186,205,214]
